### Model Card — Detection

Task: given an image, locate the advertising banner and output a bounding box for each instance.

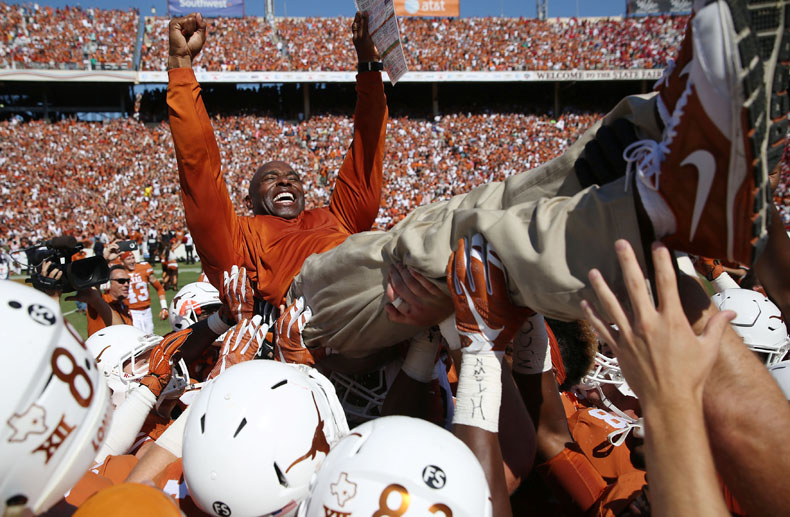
[627,0,691,15]
[394,0,459,17]
[168,0,244,18]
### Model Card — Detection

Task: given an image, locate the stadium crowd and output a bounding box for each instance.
[0,110,604,246]
[139,14,688,71]
[2,4,790,517]
[0,2,137,69]
[0,4,688,72]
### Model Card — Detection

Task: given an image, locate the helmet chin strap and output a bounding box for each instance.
[607,418,645,447]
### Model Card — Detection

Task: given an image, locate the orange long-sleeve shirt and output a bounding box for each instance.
[168,69,388,305]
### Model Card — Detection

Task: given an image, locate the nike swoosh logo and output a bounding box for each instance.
[457,281,503,351]
[681,150,716,241]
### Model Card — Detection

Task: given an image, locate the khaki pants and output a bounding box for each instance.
[289,93,662,357]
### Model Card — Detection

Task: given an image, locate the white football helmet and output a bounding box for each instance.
[169,281,221,331]
[712,289,790,366]
[1,280,112,515]
[299,415,493,517]
[576,352,636,423]
[768,361,790,400]
[85,324,163,408]
[183,361,349,517]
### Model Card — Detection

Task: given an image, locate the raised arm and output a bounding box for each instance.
[166,13,242,289]
[329,13,388,234]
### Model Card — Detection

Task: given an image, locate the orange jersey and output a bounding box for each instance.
[127,262,165,311]
[594,471,648,517]
[567,405,640,481]
[168,68,387,305]
[87,293,132,337]
[67,454,139,507]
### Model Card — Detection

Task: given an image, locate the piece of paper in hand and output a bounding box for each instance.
[354,0,409,84]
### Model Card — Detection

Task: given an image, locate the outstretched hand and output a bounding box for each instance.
[352,12,380,63]
[207,315,267,380]
[168,13,207,70]
[140,328,193,398]
[447,234,530,353]
[581,240,735,405]
[222,264,255,323]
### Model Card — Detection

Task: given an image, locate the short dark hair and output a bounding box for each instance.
[109,264,126,274]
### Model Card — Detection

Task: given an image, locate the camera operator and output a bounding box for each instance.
[40,260,132,336]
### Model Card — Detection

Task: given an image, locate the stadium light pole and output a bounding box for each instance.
[537,0,548,20]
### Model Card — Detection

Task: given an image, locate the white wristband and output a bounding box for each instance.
[94,385,156,464]
[512,314,553,375]
[452,352,502,433]
[159,298,167,311]
[207,311,231,335]
[156,405,191,458]
[711,272,740,292]
[401,331,439,383]
[439,313,461,350]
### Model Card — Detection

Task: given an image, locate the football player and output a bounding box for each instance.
[1,281,112,515]
[120,250,168,334]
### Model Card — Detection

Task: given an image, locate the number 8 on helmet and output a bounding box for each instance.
[1,281,112,515]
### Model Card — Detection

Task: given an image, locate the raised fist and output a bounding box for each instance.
[168,13,207,69]
[352,12,380,63]
[447,234,530,353]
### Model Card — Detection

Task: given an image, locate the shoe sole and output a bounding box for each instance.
[724,0,771,264]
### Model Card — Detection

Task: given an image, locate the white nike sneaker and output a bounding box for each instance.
[625,0,768,265]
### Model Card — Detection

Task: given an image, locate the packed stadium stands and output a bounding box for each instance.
[0,111,602,242]
[0,2,137,70]
[0,4,688,72]
[140,14,688,71]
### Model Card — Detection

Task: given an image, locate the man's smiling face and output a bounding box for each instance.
[247,161,305,219]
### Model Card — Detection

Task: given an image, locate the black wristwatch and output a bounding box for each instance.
[357,61,384,73]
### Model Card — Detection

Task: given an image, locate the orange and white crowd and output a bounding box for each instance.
[0,111,603,245]
[0,3,688,72]
[0,2,137,69]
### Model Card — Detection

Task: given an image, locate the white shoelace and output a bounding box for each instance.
[607,417,645,447]
[623,77,694,192]
[653,57,676,91]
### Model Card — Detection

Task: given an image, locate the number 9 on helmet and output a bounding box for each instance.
[1,280,112,515]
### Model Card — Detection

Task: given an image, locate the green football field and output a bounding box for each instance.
[12,266,204,340]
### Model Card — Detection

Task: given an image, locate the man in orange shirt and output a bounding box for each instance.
[86,265,133,336]
[168,12,387,311]
[121,251,168,334]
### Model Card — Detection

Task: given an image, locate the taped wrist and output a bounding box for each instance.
[94,385,156,463]
[711,272,739,292]
[156,405,191,458]
[452,352,501,433]
[512,313,553,375]
[207,311,231,335]
[401,331,439,383]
